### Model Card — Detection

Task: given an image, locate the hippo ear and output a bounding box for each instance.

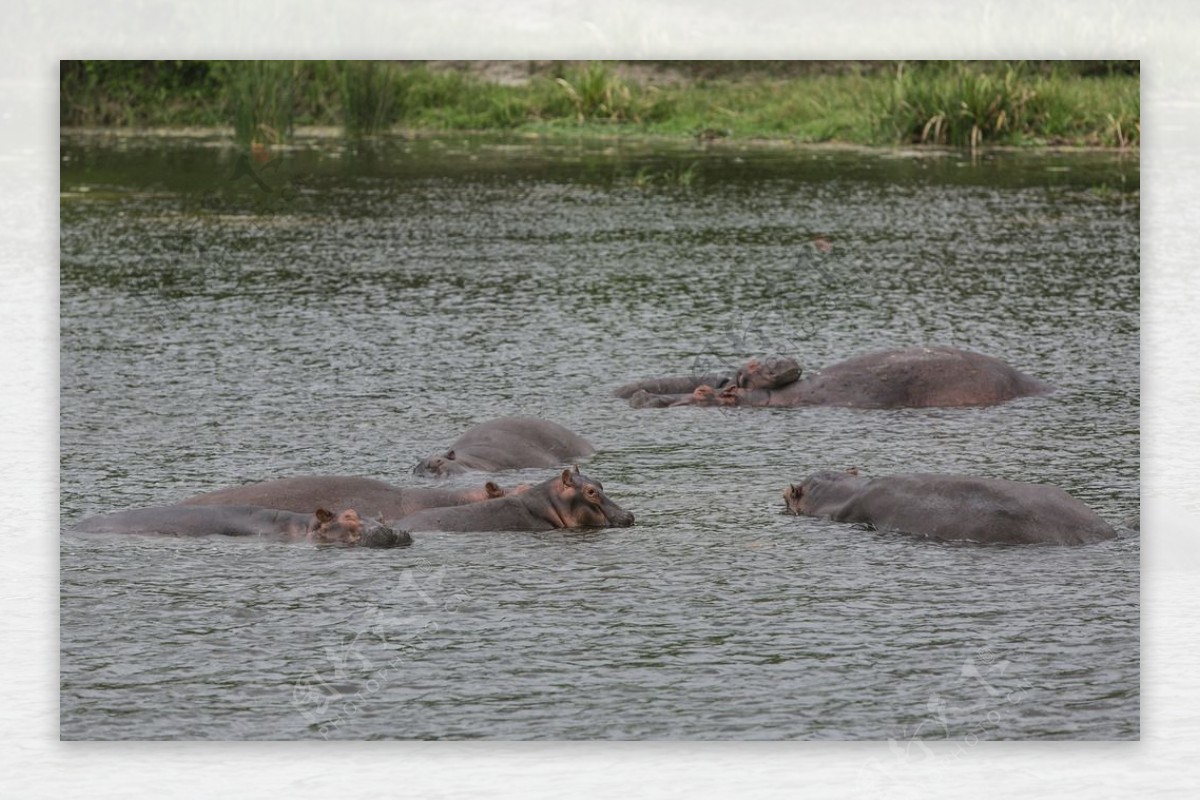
[845,466,859,476]
[561,468,573,487]
[573,465,581,475]
[485,481,503,498]
[790,484,803,497]
[446,450,456,461]
[315,508,334,524]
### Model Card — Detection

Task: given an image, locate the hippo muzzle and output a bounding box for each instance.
[412,453,466,478]
[599,500,635,527]
[360,525,413,548]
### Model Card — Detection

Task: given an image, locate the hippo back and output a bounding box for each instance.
[74,505,309,538]
[451,417,595,467]
[394,496,547,532]
[792,346,1053,408]
[177,475,490,520]
[839,474,1115,545]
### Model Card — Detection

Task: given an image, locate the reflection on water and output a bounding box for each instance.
[60,133,1139,740]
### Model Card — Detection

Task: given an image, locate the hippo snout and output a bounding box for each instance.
[628,390,671,409]
[611,510,635,527]
[361,526,413,548]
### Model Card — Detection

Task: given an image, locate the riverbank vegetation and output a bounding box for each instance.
[60,60,1139,149]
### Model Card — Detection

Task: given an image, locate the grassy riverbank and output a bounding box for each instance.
[60,60,1139,148]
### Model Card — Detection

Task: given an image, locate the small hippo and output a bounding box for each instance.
[412,416,596,478]
[72,504,411,547]
[671,384,738,407]
[614,355,800,399]
[624,347,1053,409]
[395,467,634,532]
[783,469,1116,546]
[177,475,509,520]
[736,355,802,390]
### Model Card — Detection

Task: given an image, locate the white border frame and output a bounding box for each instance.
[6,0,1196,796]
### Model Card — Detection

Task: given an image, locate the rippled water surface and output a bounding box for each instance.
[60,133,1139,740]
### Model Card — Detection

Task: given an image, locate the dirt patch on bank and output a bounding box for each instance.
[421,60,897,87]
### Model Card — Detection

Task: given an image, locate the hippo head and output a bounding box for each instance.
[549,466,635,528]
[412,450,467,478]
[782,484,808,515]
[737,355,802,390]
[783,468,861,516]
[359,525,413,548]
[310,508,411,547]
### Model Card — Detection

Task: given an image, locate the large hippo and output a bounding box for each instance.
[395,467,634,532]
[621,347,1053,409]
[73,504,410,547]
[177,475,511,520]
[783,469,1116,546]
[412,416,596,478]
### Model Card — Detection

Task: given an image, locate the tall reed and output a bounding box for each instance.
[872,61,1139,148]
[545,62,671,124]
[875,61,1037,148]
[339,61,398,136]
[218,60,297,144]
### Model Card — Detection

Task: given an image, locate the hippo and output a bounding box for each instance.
[394,467,634,532]
[72,504,411,547]
[177,475,512,520]
[614,355,801,400]
[783,469,1116,546]
[412,416,596,478]
[621,347,1053,409]
[737,355,803,390]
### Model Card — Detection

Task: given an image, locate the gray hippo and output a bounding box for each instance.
[178,475,512,520]
[615,355,801,402]
[73,504,411,547]
[620,347,1053,409]
[783,469,1116,545]
[412,416,596,478]
[395,467,634,532]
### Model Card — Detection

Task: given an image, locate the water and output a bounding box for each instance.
[59,133,1139,740]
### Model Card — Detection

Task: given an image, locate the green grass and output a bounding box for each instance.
[60,60,1140,148]
[872,61,1141,147]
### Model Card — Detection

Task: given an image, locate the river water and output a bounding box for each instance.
[59,132,1139,740]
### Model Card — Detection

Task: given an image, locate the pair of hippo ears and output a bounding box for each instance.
[560,465,582,486]
[789,467,859,495]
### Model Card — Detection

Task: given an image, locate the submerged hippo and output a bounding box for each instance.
[178,475,511,520]
[620,347,1053,409]
[783,470,1116,546]
[395,467,634,532]
[73,504,411,547]
[412,416,596,478]
[614,355,801,401]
